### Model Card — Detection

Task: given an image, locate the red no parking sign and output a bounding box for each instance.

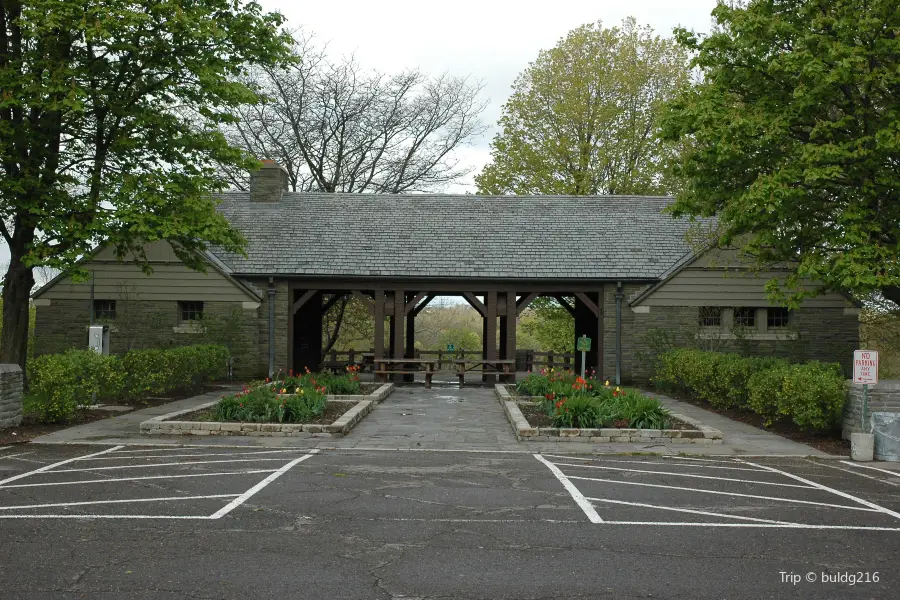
[853,350,879,385]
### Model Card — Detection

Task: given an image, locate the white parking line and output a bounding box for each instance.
[0,494,240,511]
[209,450,319,519]
[596,521,900,531]
[0,446,123,486]
[566,475,878,512]
[47,457,293,474]
[586,497,795,525]
[81,450,307,461]
[0,469,277,489]
[740,460,900,521]
[540,455,768,473]
[0,452,34,461]
[551,462,812,489]
[804,459,900,489]
[838,461,900,478]
[533,454,603,523]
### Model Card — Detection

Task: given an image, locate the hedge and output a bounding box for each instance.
[27,344,229,423]
[652,348,845,431]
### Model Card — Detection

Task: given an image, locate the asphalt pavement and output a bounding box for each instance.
[1,444,899,599]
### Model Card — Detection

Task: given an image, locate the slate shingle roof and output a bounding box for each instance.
[211,193,705,280]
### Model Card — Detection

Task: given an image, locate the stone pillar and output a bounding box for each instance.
[0,364,23,428]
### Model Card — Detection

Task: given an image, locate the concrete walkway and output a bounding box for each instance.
[29,382,842,457]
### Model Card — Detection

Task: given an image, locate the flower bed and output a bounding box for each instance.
[495,369,722,443]
[140,376,393,438]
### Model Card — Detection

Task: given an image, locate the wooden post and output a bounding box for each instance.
[438,349,443,370]
[374,290,385,361]
[349,349,356,367]
[485,291,497,383]
[506,292,516,383]
[405,292,416,383]
[548,351,554,370]
[393,290,405,383]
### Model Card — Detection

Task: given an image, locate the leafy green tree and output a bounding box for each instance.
[519,298,574,352]
[661,0,900,305]
[476,18,689,195]
[0,0,292,370]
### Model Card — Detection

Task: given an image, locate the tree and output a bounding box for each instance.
[519,298,574,352]
[221,32,488,194]
[476,18,690,196]
[0,0,292,370]
[661,0,900,306]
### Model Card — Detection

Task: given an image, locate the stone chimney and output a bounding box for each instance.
[250,159,290,202]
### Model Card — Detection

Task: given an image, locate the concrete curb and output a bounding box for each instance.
[140,384,393,438]
[495,384,724,445]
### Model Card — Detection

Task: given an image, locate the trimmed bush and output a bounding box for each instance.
[26,344,230,423]
[653,348,845,431]
[27,350,124,423]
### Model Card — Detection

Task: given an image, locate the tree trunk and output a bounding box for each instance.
[321,296,349,356]
[1,249,36,375]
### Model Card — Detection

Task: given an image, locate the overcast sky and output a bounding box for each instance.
[261,0,720,192]
[3,0,720,272]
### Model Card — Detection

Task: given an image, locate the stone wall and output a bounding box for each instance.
[33,299,266,378]
[616,302,859,384]
[843,380,900,439]
[0,364,23,428]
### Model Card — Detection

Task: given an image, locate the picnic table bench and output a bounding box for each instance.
[453,359,516,387]
[375,358,437,388]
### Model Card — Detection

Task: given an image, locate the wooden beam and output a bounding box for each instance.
[404,292,427,315]
[506,292,516,364]
[292,289,317,315]
[462,292,487,316]
[351,290,374,315]
[554,295,575,316]
[484,291,498,383]
[516,292,539,316]
[575,292,600,317]
[411,294,436,317]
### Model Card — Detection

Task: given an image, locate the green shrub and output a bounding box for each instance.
[268,367,362,396]
[26,344,230,423]
[216,385,327,423]
[655,348,845,431]
[27,350,124,423]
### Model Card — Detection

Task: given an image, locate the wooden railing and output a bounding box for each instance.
[319,348,578,373]
[319,349,485,371]
[523,350,577,372]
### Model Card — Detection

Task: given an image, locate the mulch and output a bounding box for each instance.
[663,391,850,456]
[0,382,236,446]
[176,400,352,425]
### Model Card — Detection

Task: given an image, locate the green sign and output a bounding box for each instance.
[447,344,455,352]
[576,336,591,352]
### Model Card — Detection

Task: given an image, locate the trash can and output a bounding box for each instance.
[872,412,900,462]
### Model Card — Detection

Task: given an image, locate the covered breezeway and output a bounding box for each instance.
[286,282,612,385]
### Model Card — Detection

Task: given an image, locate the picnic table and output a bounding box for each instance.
[453,358,516,387]
[375,357,437,388]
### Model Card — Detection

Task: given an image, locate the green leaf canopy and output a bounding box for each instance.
[662,0,900,304]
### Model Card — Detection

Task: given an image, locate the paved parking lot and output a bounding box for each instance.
[1,444,899,599]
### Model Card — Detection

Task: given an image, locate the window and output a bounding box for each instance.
[93,299,116,320]
[733,307,756,328]
[767,307,789,328]
[178,301,204,323]
[698,306,722,327]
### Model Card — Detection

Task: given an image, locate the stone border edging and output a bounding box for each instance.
[494,384,724,444]
[140,383,393,438]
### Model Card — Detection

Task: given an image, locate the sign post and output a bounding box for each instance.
[853,349,879,433]
[576,335,591,378]
[447,344,455,352]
